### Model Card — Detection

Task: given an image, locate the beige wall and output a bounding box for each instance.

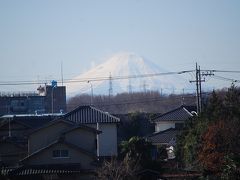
[28,121,71,154]
[87,123,118,156]
[65,128,96,153]
[25,143,95,169]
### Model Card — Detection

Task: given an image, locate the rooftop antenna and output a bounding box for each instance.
[61,61,64,86]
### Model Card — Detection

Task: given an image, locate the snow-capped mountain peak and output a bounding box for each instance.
[67,52,190,97]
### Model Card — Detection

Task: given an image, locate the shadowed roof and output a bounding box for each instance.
[147,128,180,145]
[65,105,120,124]
[153,106,196,122]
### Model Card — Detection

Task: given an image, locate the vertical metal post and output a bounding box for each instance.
[52,87,54,114]
[96,123,100,159]
[196,63,200,114]
[198,66,202,112]
[88,81,93,105]
[8,117,11,137]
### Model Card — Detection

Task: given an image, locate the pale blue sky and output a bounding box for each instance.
[0,0,240,92]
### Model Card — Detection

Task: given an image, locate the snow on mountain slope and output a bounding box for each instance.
[67,52,192,97]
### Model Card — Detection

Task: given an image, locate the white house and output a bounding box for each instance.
[148,105,196,160]
[154,105,196,132]
[64,105,120,157]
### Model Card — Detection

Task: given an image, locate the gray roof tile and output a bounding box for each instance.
[153,106,195,122]
[64,105,120,124]
[147,128,180,145]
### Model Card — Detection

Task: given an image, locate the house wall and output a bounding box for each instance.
[0,142,27,166]
[65,129,96,153]
[88,123,118,157]
[28,122,71,154]
[155,121,183,132]
[24,143,95,169]
[155,122,174,132]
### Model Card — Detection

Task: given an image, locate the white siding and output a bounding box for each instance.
[87,123,118,156]
[155,121,184,132]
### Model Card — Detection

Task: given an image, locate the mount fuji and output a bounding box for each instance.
[67,52,193,97]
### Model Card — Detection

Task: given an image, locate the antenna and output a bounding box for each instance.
[61,61,64,86]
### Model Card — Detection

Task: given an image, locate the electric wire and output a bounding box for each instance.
[0,70,194,86]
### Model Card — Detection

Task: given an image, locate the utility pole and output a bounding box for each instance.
[190,63,205,114]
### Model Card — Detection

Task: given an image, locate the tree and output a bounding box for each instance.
[96,156,140,180]
[198,120,228,174]
[176,85,240,178]
[120,136,152,163]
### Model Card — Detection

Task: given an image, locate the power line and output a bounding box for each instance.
[201,70,240,73]
[1,69,240,86]
[212,75,240,83]
[0,70,194,86]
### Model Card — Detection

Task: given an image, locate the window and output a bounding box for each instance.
[52,149,69,158]
[61,150,69,157]
[52,150,60,157]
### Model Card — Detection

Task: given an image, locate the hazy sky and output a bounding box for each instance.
[0,0,240,92]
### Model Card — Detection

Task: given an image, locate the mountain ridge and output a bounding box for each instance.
[67,52,192,97]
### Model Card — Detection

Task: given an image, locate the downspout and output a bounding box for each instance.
[97,122,100,160]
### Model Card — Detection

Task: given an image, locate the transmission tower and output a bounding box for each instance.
[128,79,132,93]
[109,72,113,97]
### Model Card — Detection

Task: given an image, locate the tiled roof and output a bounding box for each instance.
[2,164,94,176]
[65,105,120,124]
[153,106,196,122]
[29,118,101,135]
[28,118,75,135]
[63,124,102,134]
[147,128,180,145]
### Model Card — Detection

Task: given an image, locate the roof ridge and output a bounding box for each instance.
[21,138,97,162]
[28,118,75,135]
[62,124,102,134]
[152,106,183,120]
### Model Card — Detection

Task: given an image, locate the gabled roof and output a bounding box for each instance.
[153,106,196,122]
[65,105,120,124]
[28,118,75,135]
[21,138,97,163]
[29,117,101,135]
[62,124,102,135]
[147,128,180,145]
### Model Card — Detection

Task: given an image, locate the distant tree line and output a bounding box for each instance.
[67,91,196,114]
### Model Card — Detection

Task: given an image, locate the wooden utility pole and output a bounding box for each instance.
[190,63,205,114]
